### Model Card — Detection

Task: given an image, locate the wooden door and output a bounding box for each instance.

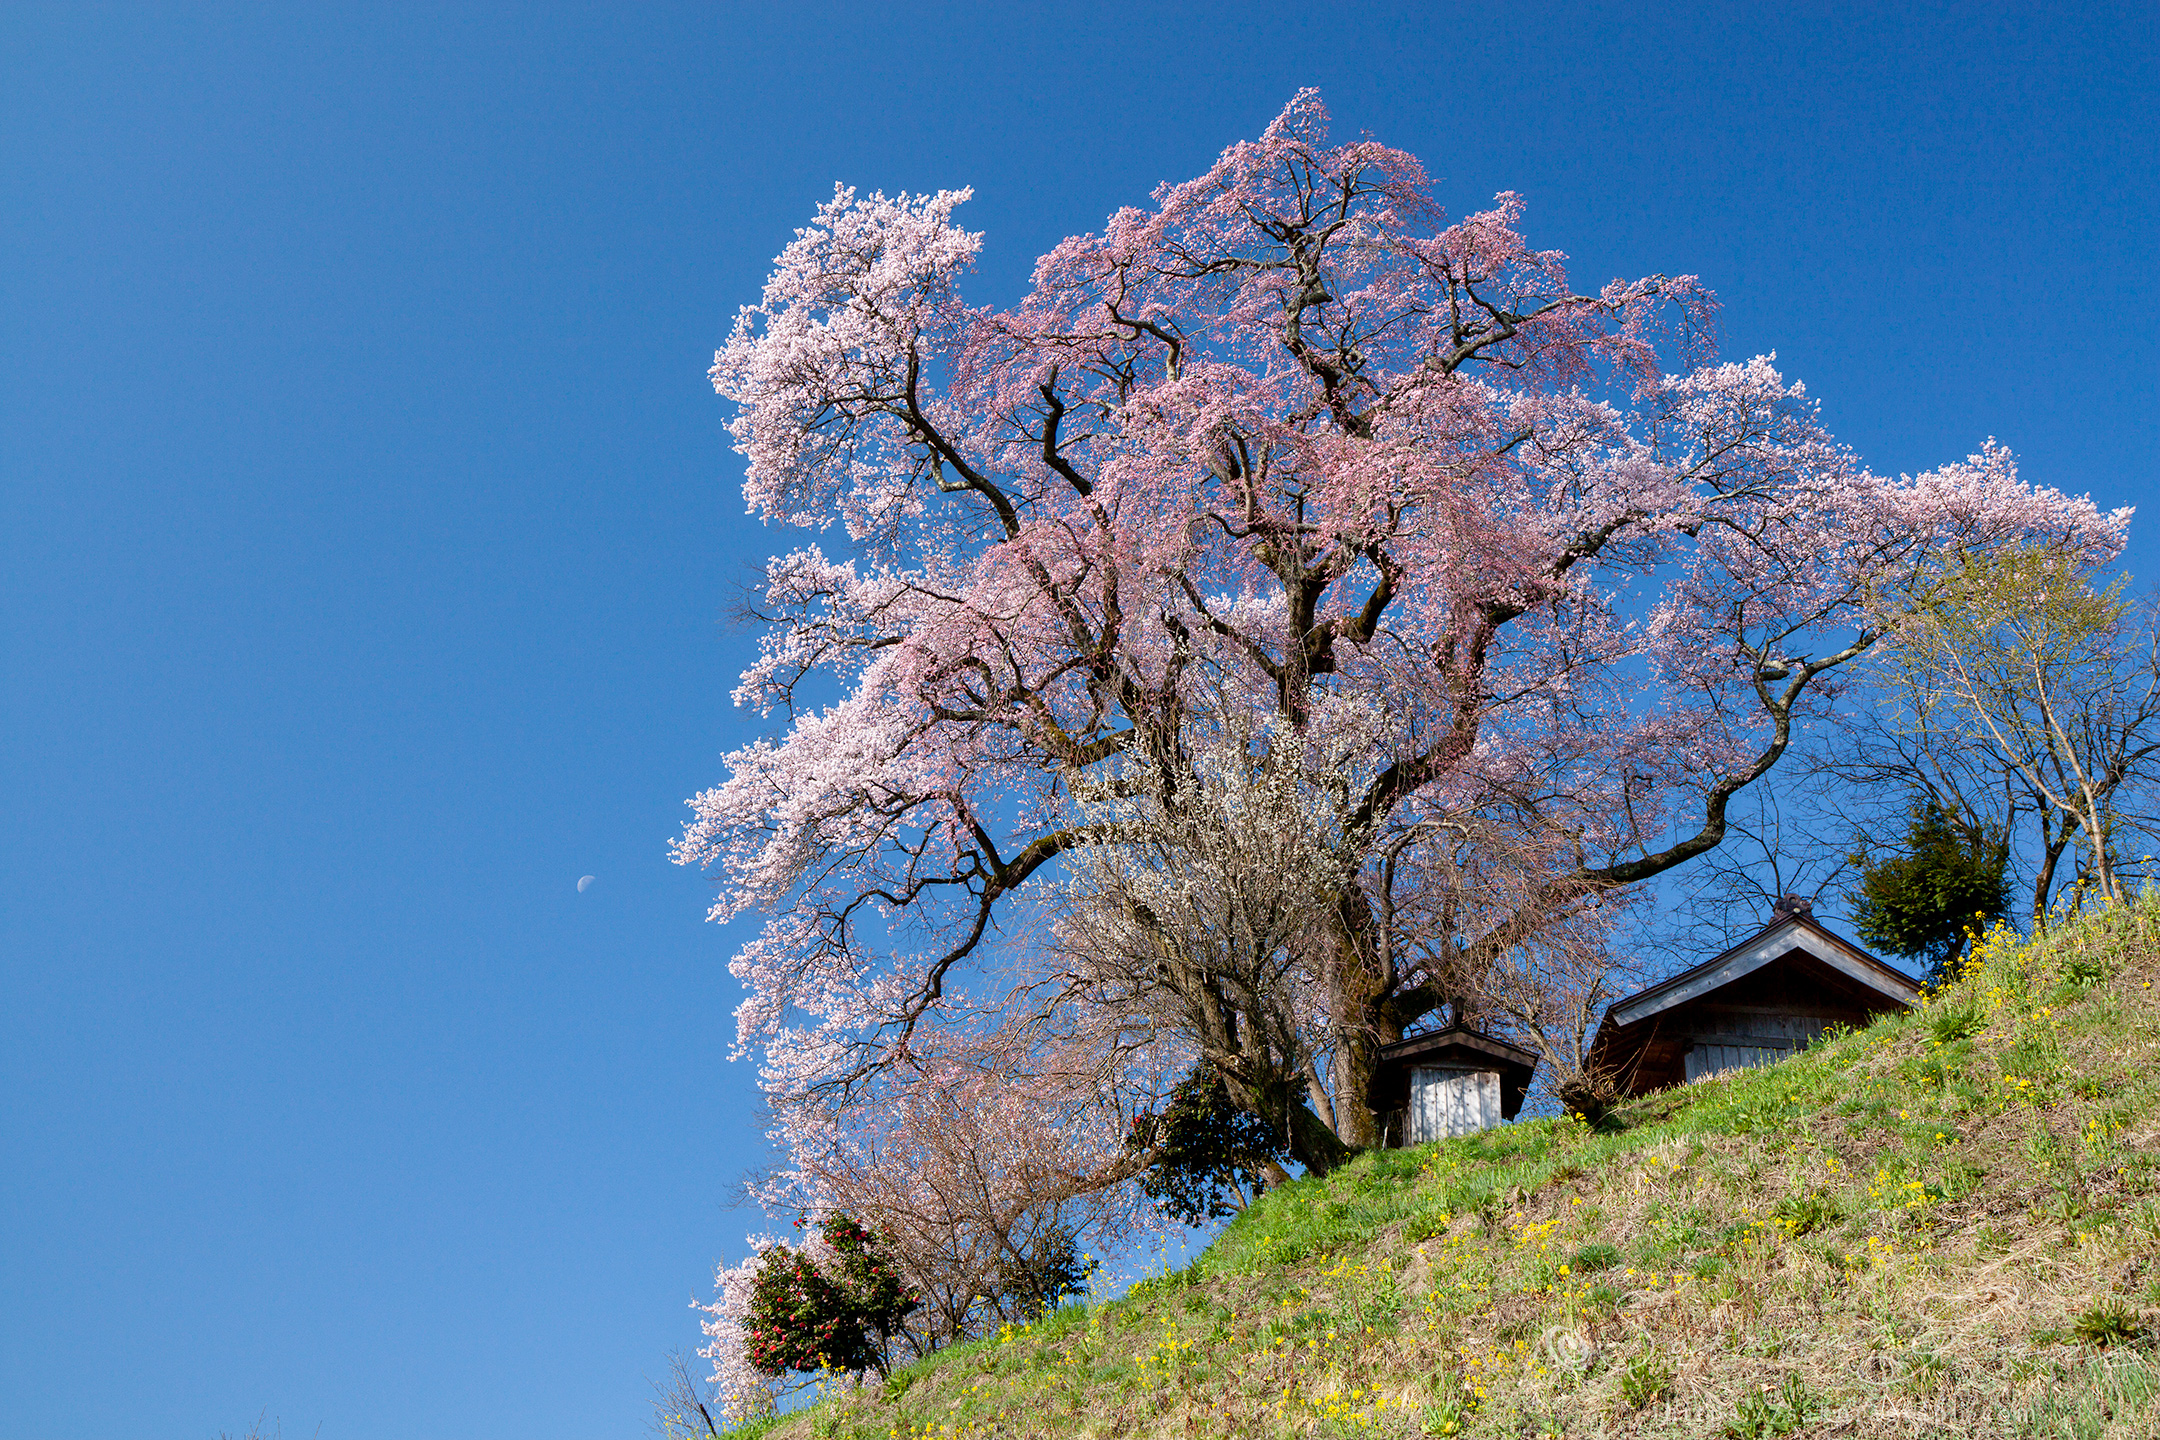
[1409,1066,1501,1142]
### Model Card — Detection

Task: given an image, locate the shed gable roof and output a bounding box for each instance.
[1378,1024,1538,1074]
[1607,912,1919,1030]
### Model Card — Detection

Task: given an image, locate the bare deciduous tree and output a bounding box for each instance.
[1058,702,1637,1139]
[1892,548,2160,911]
[647,1349,722,1439]
[1819,659,2064,932]
[1657,789,1857,961]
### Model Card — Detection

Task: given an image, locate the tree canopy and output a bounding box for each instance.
[677,92,2126,1195]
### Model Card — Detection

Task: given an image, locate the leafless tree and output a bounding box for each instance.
[1814,661,2065,931]
[215,1418,317,1440]
[1618,786,1852,966]
[1058,704,1637,1140]
[647,1349,722,1439]
[1891,549,2160,912]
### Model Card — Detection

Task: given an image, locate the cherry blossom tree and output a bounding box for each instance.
[694,1246,778,1426]
[696,1021,1156,1410]
[679,91,2128,1187]
[760,1018,1156,1350]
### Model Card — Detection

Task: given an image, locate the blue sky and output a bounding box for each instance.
[2,4,2152,1437]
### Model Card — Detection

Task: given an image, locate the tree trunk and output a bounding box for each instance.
[1331,1034,1383,1150]
[2032,816,2074,932]
[1284,1102,1356,1176]
[1217,1064,1355,1178]
[1320,890,1401,1153]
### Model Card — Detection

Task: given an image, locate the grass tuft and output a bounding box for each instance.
[1722,1373,1815,1438]
[1618,1353,1673,1410]
[2071,1300,2146,1349]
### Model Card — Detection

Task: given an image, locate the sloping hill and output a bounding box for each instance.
[743,901,2160,1439]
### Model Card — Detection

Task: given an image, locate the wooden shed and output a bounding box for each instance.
[1584,898,1919,1096]
[1370,1025,1538,1147]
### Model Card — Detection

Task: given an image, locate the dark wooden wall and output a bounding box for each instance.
[1599,948,1905,1095]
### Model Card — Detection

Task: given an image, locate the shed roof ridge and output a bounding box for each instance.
[1605,911,1918,1030]
[1377,1022,1539,1066]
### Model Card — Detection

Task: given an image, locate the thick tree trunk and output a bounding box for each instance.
[1216,1063,1355,1178]
[1331,1036,1382,1150]
[1285,1101,1355,1176]
[1320,890,1406,1153]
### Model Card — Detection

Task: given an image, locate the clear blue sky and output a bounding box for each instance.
[2,4,2151,1436]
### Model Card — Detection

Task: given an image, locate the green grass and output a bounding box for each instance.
[743,898,2160,1438]
[2010,1355,2160,1437]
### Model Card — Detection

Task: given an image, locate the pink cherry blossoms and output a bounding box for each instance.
[681,89,2128,1214]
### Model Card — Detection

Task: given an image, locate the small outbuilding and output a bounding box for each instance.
[1370,1025,1539,1147]
[1584,897,1919,1096]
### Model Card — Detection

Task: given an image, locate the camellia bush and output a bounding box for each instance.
[741,1216,917,1381]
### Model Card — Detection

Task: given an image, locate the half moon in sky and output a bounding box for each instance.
[576,875,595,893]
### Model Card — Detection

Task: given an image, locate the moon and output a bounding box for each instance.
[576,875,595,893]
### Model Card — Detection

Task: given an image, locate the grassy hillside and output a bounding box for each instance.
[744,900,2160,1439]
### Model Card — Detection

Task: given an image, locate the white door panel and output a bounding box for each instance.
[1408,1067,1501,1141]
